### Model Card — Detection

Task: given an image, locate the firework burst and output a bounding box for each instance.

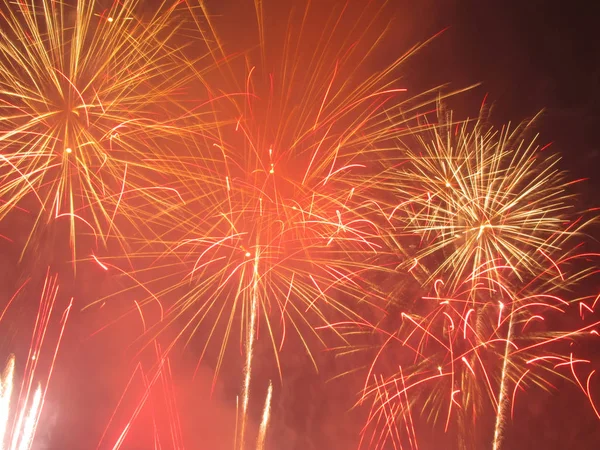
[0,0,190,261]
[388,106,591,293]
[88,0,452,378]
[83,5,462,449]
[353,256,600,450]
[338,108,600,449]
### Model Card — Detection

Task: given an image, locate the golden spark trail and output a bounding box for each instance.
[492,308,514,450]
[0,271,73,450]
[14,385,41,450]
[238,246,260,450]
[389,106,589,294]
[0,356,15,450]
[256,381,273,450]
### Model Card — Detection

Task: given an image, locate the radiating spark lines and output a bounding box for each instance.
[0,0,191,260]
[389,107,591,294]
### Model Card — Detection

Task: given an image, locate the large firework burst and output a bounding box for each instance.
[0,0,189,260]
[342,109,600,450]
[388,107,590,293]
[89,0,451,376]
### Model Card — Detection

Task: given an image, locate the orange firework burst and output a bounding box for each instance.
[0,0,190,261]
[82,11,460,448]
[83,1,482,444]
[88,0,451,376]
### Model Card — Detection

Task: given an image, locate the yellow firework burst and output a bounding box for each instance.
[389,106,590,292]
[0,0,189,259]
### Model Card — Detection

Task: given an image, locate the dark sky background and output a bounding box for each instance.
[1,1,599,449]
[412,1,600,194]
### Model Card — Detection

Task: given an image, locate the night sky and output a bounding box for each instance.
[422,1,600,190]
[1,1,599,449]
